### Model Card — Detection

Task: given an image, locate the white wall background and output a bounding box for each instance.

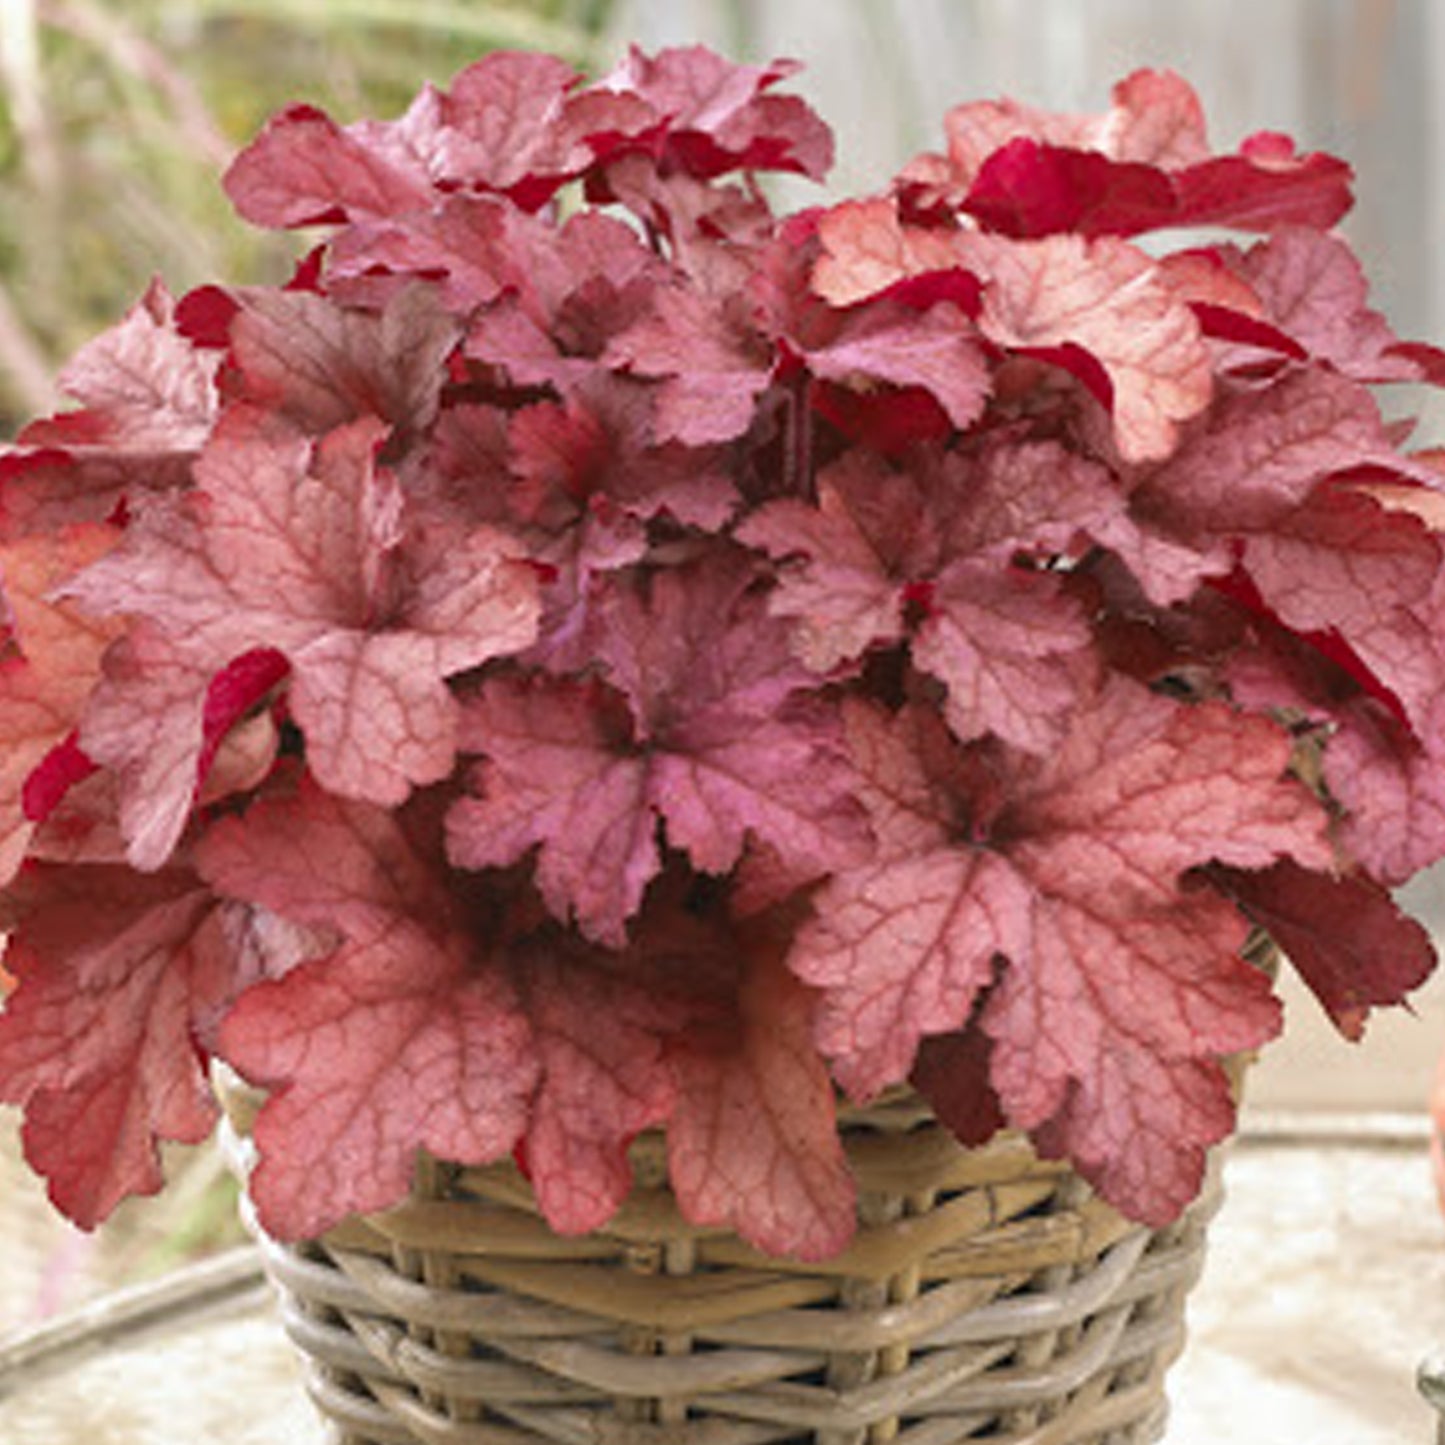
[604,0,1445,1114]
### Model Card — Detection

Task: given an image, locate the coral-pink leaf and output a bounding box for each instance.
[199,784,537,1240]
[913,562,1095,752]
[668,948,855,1260]
[1133,368,1403,533]
[223,103,431,229]
[515,944,679,1235]
[62,407,539,841]
[450,562,869,944]
[814,201,1211,462]
[0,866,239,1227]
[955,231,1211,462]
[447,676,659,947]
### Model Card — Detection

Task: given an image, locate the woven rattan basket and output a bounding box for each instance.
[216,1067,1224,1445]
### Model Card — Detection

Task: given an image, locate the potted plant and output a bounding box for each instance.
[1,43,1442,1442]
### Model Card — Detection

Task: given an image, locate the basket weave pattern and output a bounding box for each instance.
[218,1080,1218,1445]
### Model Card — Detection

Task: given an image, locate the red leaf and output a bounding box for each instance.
[962,139,1352,240]
[0,527,123,880]
[0,866,244,1227]
[21,732,98,823]
[1132,369,1406,534]
[200,783,538,1239]
[814,201,1211,462]
[913,69,1351,239]
[197,647,289,784]
[963,141,1174,238]
[913,561,1095,752]
[62,409,538,860]
[229,286,460,436]
[668,944,855,1260]
[448,557,870,944]
[1210,861,1437,1040]
[1239,227,1445,382]
[173,285,240,349]
[223,102,432,229]
[1174,134,1353,233]
[791,680,1331,1222]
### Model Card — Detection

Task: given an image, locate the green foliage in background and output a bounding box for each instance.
[0,0,624,430]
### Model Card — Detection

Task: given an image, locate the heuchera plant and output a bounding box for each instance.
[1,48,1443,1262]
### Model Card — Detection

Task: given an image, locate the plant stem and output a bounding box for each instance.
[785,372,815,502]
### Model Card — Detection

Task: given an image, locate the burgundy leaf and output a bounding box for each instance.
[911,1025,1006,1148]
[1210,860,1436,1040]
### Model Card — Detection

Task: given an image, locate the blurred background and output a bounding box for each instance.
[0,4,1443,1438]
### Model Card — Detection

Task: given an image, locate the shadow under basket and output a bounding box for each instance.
[214,1071,1223,1445]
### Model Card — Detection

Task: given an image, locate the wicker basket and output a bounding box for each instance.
[216,1070,1223,1445]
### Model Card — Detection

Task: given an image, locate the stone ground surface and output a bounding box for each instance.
[1,1125,1443,1444]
